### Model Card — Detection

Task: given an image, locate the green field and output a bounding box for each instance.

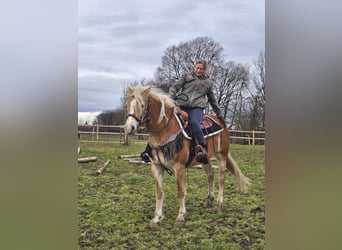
[78,141,265,249]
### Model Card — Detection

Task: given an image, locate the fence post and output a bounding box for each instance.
[96,124,99,141]
[252,130,255,145]
[92,126,95,140]
[124,130,129,145]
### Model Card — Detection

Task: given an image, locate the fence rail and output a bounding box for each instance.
[78,124,265,145]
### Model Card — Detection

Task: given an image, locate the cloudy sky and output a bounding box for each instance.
[78,0,264,116]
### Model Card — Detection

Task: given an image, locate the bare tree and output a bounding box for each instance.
[209,61,250,128]
[247,51,265,130]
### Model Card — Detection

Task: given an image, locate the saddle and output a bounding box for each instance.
[175,108,224,167]
[176,108,219,131]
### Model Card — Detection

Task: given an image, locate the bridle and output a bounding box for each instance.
[126,97,151,125]
[126,96,174,133]
[126,113,142,123]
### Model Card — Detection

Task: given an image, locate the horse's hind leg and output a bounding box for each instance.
[215,157,227,213]
[150,164,164,228]
[202,163,214,207]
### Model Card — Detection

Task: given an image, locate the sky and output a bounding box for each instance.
[78,0,265,122]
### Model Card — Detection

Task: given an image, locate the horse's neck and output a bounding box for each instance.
[147,97,171,129]
[146,98,178,141]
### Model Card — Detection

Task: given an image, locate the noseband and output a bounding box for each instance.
[126,97,150,125]
[126,113,142,123]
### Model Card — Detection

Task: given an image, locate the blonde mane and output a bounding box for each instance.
[150,87,176,122]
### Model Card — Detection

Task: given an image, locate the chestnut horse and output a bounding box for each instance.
[124,85,250,227]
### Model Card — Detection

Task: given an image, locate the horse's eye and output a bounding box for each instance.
[141,104,144,108]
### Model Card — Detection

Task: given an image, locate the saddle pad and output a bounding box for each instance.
[183,115,223,139]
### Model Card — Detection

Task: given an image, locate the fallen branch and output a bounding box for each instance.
[118,155,219,169]
[128,159,150,165]
[191,164,219,169]
[118,154,140,159]
[96,160,112,175]
[78,157,97,163]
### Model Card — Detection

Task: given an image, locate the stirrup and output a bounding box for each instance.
[195,145,209,164]
[140,152,151,163]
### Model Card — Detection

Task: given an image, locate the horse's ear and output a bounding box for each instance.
[142,85,152,97]
[127,86,134,95]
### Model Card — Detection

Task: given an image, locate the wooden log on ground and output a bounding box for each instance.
[118,154,140,159]
[78,157,97,163]
[128,159,150,165]
[96,160,112,175]
[119,154,219,169]
[125,159,218,169]
[191,164,219,169]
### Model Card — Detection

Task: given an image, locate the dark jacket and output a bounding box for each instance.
[169,72,222,117]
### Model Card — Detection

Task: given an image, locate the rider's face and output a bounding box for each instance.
[194,63,205,77]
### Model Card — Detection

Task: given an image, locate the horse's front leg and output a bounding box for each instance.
[175,163,186,226]
[150,163,164,228]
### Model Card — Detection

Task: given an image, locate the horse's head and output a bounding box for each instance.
[124,85,152,135]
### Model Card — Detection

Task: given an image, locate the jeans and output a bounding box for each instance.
[181,107,204,145]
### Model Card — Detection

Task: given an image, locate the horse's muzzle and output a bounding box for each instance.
[124,121,137,135]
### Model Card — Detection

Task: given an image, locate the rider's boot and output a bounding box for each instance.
[140,143,152,163]
[195,143,209,164]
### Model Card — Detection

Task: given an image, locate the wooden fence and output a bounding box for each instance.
[78,124,265,145]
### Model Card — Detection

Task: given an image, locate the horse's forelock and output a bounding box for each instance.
[129,86,145,105]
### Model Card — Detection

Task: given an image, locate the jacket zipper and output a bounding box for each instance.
[189,80,200,107]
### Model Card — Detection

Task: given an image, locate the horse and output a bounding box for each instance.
[124,85,250,227]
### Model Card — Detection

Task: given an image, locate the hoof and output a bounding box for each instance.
[175,219,185,226]
[203,203,210,208]
[204,201,212,208]
[214,206,223,214]
[204,196,214,208]
[175,216,185,226]
[150,216,163,228]
[149,221,159,228]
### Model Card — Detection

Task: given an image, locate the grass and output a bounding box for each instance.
[78,141,265,249]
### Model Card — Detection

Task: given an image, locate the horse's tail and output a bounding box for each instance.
[226,151,251,192]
